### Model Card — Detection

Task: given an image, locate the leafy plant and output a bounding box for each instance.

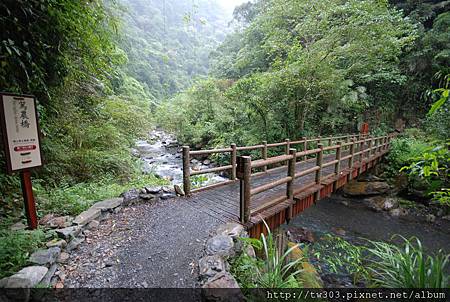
[230,220,303,288]
[365,236,449,288]
[0,229,48,278]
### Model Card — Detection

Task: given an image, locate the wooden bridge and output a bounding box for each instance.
[181,133,395,237]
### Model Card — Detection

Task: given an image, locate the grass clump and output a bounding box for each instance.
[34,174,168,216]
[0,228,49,278]
[230,220,303,289]
[366,236,449,288]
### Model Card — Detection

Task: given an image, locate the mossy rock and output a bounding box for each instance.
[287,242,323,288]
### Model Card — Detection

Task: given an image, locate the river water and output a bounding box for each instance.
[133,129,227,186]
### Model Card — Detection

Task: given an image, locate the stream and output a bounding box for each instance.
[133,129,227,186]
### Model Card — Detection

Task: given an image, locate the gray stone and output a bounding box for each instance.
[10,221,27,231]
[206,235,234,257]
[174,185,185,196]
[139,193,155,200]
[121,189,140,205]
[202,273,243,302]
[46,216,73,228]
[29,248,60,266]
[389,208,409,217]
[145,186,162,194]
[160,193,176,200]
[162,186,174,193]
[57,252,70,264]
[215,223,244,239]
[73,207,101,226]
[92,198,123,212]
[56,226,81,239]
[39,264,57,286]
[87,220,100,230]
[191,159,199,165]
[343,181,390,196]
[426,214,436,223]
[2,266,48,288]
[203,159,211,166]
[245,245,256,258]
[66,236,85,251]
[199,255,227,279]
[46,239,67,249]
[382,198,398,210]
[442,215,450,221]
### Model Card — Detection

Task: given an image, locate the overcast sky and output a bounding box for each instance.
[217,0,249,16]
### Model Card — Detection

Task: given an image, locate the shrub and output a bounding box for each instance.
[230,220,303,289]
[0,229,49,278]
[366,236,449,288]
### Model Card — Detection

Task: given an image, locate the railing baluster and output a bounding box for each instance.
[333,142,342,191]
[231,143,237,180]
[302,136,307,161]
[182,146,191,196]
[262,141,268,173]
[237,156,252,223]
[287,148,296,220]
[314,144,324,202]
[348,139,355,181]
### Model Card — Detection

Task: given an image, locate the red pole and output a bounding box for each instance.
[20,170,38,229]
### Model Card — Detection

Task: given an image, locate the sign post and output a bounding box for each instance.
[0,93,43,229]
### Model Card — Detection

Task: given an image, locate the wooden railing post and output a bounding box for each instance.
[230,143,237,180]
[262,141,268,173]
[314,144,324,202]
[287,148,296,220]
[237,156,251,223]
[328,137,332,146]
[368,137,373,159]
[333,142,342,191]
[284,139,290,165]
[317,136,321,148]
[182,146,191,196]
[348,139,355,181]
[302,137,307,161]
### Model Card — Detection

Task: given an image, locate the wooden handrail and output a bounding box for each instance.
[182,132,390,198]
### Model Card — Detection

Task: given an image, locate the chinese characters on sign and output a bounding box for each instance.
[1,93,42,173]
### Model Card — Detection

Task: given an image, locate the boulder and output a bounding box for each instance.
[389,208,409,217]
[145,186,162,194]
[1,266,48,288]
[286,226,315,243]
[139,193,155,201]
[39,214,55,226]
[39,264,57,286]
[10,222,27,231]
[29,248,60,266]
[202,273,243,302]
[174,185,185,196]
[365,196,398,212]
[160,193,176,200]
[198,255,227,280]
[73,207,101,226]
[87,220,99,230]
[46,239,67,249]
[343,181,389,196]
[92,198,123,212]
[215,223,244,239]
[57,252,70,264]
[203,159,211,166]
[121,189,140,205]
[46,216,73,228]
[206,235,234,258]
[66,236,85,251]
[56,226,81,240]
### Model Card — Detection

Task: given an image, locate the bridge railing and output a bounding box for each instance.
[236,134,395,223]
[182,133,369,195]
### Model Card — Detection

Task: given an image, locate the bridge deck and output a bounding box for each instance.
[185,151,378,226]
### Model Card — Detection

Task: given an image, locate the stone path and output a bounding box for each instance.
[62,198,222,288]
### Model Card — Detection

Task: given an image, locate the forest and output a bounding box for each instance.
[0,0,449,292]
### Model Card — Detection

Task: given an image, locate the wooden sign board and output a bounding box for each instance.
[0,93,43,174]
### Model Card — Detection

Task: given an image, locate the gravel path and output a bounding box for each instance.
[62,198,222,288]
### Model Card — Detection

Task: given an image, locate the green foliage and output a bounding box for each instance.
[230,221,303,289]
[366,236,449,288]
[34,174,167,216]
[160,0,418,147]
[313,234,368,283]
[0,229,49,278]
[385,137,429,176]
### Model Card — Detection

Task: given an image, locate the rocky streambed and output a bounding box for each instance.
[283,174,450,288]
[133,129,227,187]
